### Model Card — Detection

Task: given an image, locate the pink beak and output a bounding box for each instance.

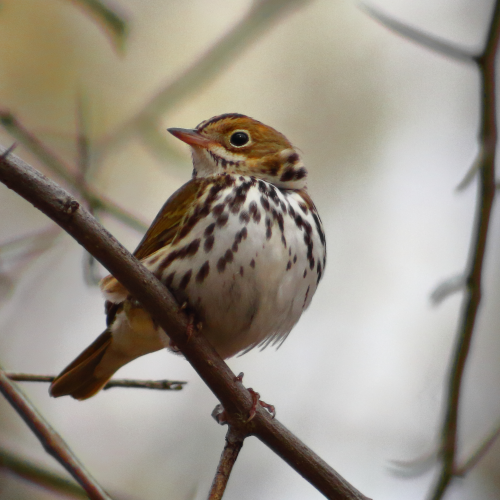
[167,128,212,148]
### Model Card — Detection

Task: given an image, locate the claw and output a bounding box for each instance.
[186,314,195,341]
[246,388,260,422]
[259,400,276,419]
[246,388,276,421]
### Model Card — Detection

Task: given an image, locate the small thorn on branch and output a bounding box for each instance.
[1,142,17,160]
[387,449,439,478]
[456,149,484,191]
[430,274,466,305]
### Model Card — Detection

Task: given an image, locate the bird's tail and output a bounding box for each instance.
[49,329,115,400]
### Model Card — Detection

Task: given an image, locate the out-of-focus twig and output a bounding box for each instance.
[0,367,113,500]
[361,3,476,63]
[364,3,499,499]
[0,227,61,257]
[103,0,310,161]
[0,227,62,288]
[66,0,128,53]
[0,145,370,500]
[430,274,465,305]
[456,420,500,476]
[430,2,499,498]
[0,446,88,499]
[6,373,186,391]
[456,146,484,191]
[0,112,147,232]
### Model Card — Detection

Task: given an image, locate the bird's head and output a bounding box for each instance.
[168,113,307,190]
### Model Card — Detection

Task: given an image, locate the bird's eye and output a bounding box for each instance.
[229,131,250,147]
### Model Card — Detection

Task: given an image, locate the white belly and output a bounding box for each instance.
[142,176,326,358]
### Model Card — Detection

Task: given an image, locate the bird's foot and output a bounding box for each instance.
[246,388,276,421]
[235,372,276,421]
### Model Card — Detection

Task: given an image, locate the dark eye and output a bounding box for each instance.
[229,131,250,147]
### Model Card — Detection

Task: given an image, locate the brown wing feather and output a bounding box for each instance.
[133,177,210,260]
[100,178,211,326]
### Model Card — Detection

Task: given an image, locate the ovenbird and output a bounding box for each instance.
[50,114,327,400]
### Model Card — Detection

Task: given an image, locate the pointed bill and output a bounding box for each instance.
[167,128,212,148]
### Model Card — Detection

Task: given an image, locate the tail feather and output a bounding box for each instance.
[50,329,113,400]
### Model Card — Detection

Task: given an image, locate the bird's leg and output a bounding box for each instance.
[235,373,276,421]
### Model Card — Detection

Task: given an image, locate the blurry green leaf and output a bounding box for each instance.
[66,0,128,52]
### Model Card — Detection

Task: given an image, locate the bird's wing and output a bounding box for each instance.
[100,177,210,306]
[133,177,209,260]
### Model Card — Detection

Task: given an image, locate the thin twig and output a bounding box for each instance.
[208,426,246,500]
[456,420,500,476]
[0,147,370,500]
[361,3,477,64]
[0,112,147,232]
[428,2,500,499]
[102,0,310,160]
[456,146,484,191]
[430,274,466,305]
[0,446,88,499]
[0,367,112,500]
[0,227,61,256]
[6,373,186,391]
[363,4,499,498]
[67,0,128,53]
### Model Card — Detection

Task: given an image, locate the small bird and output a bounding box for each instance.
[50,114,327,400]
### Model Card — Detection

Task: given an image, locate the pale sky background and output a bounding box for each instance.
[0,1,499,499]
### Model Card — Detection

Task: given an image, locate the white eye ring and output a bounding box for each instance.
[229,130,251,147]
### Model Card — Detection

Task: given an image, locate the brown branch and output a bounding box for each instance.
[208,420,246,500]
[0,367,112,500]
[0,148,369,500]
[0,446,88,499]
[363,3,499,498]
[5,373,186,391]
[428,2,500,499]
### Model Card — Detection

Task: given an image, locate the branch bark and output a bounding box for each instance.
[208,423,246,500]
[429,2,499,499]
[0,367,112,500]
[362,3,499,498]
[0,146,369,500]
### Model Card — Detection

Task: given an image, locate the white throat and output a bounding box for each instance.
[191,146,246,177]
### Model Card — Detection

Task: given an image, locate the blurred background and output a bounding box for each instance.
[0,0,499,499]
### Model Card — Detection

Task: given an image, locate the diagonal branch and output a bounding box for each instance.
[361,3,477,64]
[66,0,128,53]
[0,112,147,232]
[0,446,88,499]
[0,146,369,500]
[102,0,310,159]
[0,367,112,500]
[455,420,500,477]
